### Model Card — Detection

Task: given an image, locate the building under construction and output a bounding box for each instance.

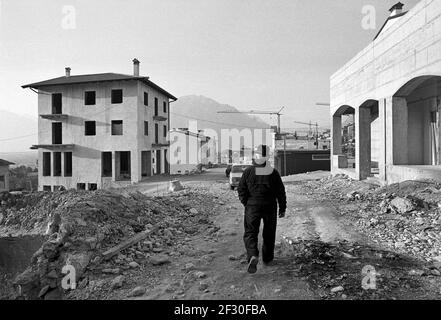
[331,1,441,184]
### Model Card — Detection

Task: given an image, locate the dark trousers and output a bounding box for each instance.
[243,203,277,263]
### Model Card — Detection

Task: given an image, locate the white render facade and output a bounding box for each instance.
[23,60,177,191]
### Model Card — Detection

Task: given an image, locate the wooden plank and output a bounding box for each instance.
[102,227,158,260]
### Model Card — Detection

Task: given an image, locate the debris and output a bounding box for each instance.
[194,271,207,279]
[331,286,344,293]
[111,275,125,290]
[169,180,184,192]
[199,281,209,291]
[390,197,416,214]
[184,263,196,271]
[150,255,171,266]
[341,252,356,259]
[103,229,156,261]
[129,286,146,297]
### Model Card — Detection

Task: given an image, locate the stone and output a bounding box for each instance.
[103,268,120,274]
[341,252,356,259]
[199,281,209,291]
[390,197,415,214]
[150,255,171,266]
[44,288,62,300]
[431,269,441,276]
[38,285,50,298]
[195,271,207,279]
[228,255,238,261]
[129,261,140,268]
[129,286,146,297]
[394,242,406,249]
[111,275,125,290]
[184,263,196,271]
[331,286,344,293]
[408,269,425,276]
[189,208,199,214]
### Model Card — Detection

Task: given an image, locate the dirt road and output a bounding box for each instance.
[64,170,441,300]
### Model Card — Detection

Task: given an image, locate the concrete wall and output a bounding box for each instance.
[0,166,10,191]
[331,0,441,111]
[37,80,171,190]
[330,0,441,182]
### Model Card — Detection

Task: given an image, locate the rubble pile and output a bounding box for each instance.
[280,236,438,300]
[0,188,218,300]
[303,176,441,264]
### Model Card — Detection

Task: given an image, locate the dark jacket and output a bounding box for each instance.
[238,163,286,212]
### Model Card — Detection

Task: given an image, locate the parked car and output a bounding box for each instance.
[229,164,252,190]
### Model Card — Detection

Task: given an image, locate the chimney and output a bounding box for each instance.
[133,58,140,77]
[389,2,404,16]
[65,67,71,77]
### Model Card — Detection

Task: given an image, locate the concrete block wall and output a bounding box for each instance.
[330,0,441,182]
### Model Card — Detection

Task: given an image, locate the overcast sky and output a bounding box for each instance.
[0,0,420,131]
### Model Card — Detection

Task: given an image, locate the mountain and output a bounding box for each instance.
[0,110,38,153]
[171,95,271,134]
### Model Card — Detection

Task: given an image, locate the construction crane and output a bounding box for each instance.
[293,121,320,149]
[217,107,285,134]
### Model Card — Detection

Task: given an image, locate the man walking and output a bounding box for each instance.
[237,145,287,274]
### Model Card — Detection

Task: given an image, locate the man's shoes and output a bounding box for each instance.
[263,260,275,267]
[247,256,259,274]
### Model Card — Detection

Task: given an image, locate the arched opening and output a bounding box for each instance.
[393,76,441,166]
[332,105,355,169]
[359,99,379,178]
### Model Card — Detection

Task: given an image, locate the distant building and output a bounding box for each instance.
[0,159,14,192]
[169,128,217,175]
[23,59,177,191]
[274,149,330,177]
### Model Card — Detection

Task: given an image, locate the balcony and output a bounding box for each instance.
[153,115,167,122]
[30,144,75,150]
[152,142,170,148]
[40,114,68,121]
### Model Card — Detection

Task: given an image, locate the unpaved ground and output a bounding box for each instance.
[4,169,441,300]
[66,171,441,300]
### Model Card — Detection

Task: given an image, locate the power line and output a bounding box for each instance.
[170,111,272,130]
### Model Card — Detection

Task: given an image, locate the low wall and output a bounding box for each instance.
[386,165,441,184]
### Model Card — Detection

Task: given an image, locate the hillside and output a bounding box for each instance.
[171,95,270,133]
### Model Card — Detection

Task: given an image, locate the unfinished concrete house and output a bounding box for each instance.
[0,159,14,192]
[331,1,441,184]
[23,59,177,191]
